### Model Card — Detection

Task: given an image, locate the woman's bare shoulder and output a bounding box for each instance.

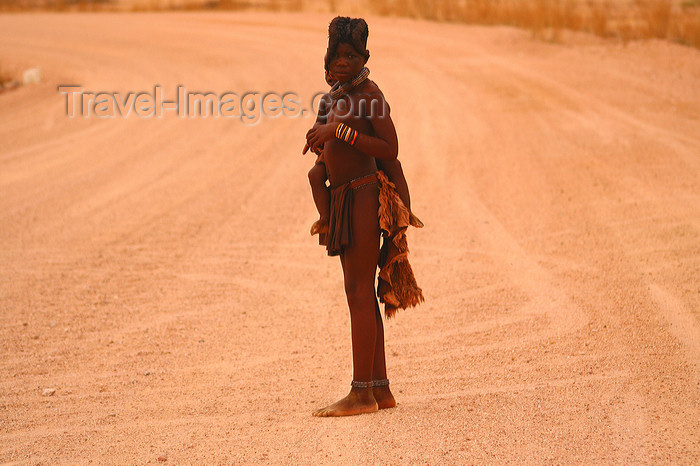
[360,79,385,98]
[356,79,390,116]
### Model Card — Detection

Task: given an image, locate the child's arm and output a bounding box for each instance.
[302,95,332,155]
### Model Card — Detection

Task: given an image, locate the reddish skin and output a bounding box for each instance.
[303,49,411,228]
[307,163,330,229]
[305,95,331,232]
[304,99,411,215]
[306,42,398,417]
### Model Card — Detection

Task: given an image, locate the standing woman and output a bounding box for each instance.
[305,16,423,417]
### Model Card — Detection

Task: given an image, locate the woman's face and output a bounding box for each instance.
[329,42,365,84]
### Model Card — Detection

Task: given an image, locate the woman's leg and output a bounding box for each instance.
[371,299,397,409]
[371,300,386,381]
[312,184,381,417]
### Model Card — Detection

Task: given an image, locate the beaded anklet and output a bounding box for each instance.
[350,380,373,388]
[350,379,390,388]
[373,378,390,387]
[336,123,358,145]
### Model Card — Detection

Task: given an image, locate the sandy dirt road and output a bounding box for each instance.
[1,12,699,464]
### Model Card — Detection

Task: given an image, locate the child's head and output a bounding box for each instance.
[325,17,370,83]
[323,52,336,86]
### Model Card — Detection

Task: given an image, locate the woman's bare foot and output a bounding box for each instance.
[310,218,329,236]
[373,385,396,409]
[312,387,378,417]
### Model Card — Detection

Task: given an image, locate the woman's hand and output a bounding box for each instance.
[305,123,336,154]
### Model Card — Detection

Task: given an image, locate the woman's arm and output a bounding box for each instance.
[305,94,398,160]
[351,94,398,160]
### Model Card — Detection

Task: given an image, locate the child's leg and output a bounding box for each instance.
[308,162,330,235]
[376,159,410,209]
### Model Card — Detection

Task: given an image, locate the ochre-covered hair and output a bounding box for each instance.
[324,16,370,71]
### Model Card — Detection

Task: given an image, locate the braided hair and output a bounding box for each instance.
[324,16,370,72]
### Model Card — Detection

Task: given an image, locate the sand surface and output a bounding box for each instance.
[1,12,699,464]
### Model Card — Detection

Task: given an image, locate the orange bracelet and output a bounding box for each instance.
[336,123,358,145]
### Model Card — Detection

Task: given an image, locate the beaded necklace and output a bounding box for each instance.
[328,67,370,101]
